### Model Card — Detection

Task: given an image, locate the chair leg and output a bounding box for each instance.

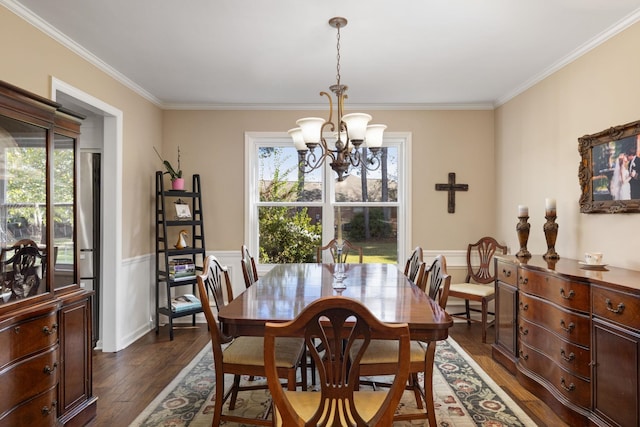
[481,298,488,343]
[464,299,471,324]
[213,370,225,427]
[228,374,241,410]
[425,343,438,427]
[409,373,424,410]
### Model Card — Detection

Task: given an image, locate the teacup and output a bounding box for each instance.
[585,252,603,265]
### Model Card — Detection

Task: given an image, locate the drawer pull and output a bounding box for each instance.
[502,269,511,278]
[519,325,529,335]
[519,350,528,360]
[605,298,625,314]
[41,400,57,416]
[519,277,528,286]
[13,326,20,334]
[560,378,575,392]
[560,349,575,362]
[559,320,575,333]
[519,302,528,311]
[43,362,58,375]
[42,323,58,335]
[559,288,575,300]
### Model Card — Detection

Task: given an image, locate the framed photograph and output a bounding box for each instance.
[174,200,191,219]
[578,119,640,213]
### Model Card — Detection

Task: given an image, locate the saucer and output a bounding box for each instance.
[578,261,608,270]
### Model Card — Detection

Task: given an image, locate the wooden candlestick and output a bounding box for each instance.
[516,216,531,258]
[543,214,559,259]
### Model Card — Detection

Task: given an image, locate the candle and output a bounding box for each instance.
[518,205,528,217]
[336,206,343,245]
[545,198,556,216]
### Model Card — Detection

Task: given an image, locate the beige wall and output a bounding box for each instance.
[162,109,496,252]
[496,21,640,270]
[1,7,163,259]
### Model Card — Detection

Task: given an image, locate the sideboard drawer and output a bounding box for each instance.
[519,342,590,409]
[519,318,590,379]
[496,260,517,286]
[0,345,59,415]
[519,293,590,347]
[592,286,640,331]
[0,385,58,427]
[0,311,58,369]
[519,269,590,312]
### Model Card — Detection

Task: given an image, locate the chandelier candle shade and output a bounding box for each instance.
[290,17,387,181]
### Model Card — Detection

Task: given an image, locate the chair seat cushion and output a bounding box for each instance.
[274,390,388,425]
[449,282,494,297]
[350,339,426,364]
[224,336,303,368]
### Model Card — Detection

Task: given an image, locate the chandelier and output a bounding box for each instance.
[289,17,386,182]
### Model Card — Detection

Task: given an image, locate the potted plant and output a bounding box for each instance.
[154,146,184,190]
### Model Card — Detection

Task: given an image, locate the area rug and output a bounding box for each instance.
[130,338,537,426]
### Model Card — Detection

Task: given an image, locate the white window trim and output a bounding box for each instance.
[244,131,412,269]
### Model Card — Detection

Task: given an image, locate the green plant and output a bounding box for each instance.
[347,208,392,240]
[154,146,182,180]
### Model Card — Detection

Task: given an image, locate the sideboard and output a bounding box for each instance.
[493,255,639,427]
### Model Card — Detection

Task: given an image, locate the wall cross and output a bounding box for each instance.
[435,172,469,213]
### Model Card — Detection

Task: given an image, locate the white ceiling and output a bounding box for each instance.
[5,0,640,109]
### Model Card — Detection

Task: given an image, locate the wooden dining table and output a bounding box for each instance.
[217,263,453,341]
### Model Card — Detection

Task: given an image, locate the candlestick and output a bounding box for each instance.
[545,198,556,216]
[518,205,528,217]
[543,211,559,260]
[516,215,531,258]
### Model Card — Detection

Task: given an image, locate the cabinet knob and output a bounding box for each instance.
[605,298,625,314]
[519,350,529,360]
[42,323,58,336]
[559,288,575,300]
[502,269,511,277]
[519,325,529,335]
[560,349,575,362]
[559,319,575,333]
[519,277,528,286]
[519,301,528,311]
[560,378,576,392]
[43,362,58,375]
[41,400,57,416]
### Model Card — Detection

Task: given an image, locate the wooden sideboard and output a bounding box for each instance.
[493,255,640,427]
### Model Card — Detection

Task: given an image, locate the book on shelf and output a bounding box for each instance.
[169,258,196,280]
[171,294,201,313]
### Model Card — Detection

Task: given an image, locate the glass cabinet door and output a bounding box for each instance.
[53,132,76,288]
[0,115,49,303]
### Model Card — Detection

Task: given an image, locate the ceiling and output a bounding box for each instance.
[5,0,640,109]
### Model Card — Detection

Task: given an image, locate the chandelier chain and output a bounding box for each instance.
[336,23,341,87]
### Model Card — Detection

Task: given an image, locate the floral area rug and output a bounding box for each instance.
[130,338,537,426]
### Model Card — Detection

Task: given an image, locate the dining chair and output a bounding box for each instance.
[404,246,427,291]
[197,255,307,426]
[447,236,508,343]
[316,238,363,263]
[349,254,451,425]
[264,296,411,426]
[1,238,47,299]
[240,244,258,288]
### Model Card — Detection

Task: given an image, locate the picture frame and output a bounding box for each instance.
[174,200,191,219]
[578,119,640,213]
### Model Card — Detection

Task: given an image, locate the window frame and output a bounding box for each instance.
[244,131,412,269]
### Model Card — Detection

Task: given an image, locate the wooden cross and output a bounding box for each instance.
[435,172,469,213]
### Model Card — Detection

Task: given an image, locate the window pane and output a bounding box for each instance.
[258,146,322,203]
[53,133,75,287]
[337,206,397,264]
[335,147,398,202]
[258,206,321,264]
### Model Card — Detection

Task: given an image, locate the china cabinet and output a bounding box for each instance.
[0,81,95,426]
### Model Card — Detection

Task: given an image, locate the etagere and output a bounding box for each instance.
[155,172,206,340]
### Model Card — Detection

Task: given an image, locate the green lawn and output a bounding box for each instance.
[348,240,397,264]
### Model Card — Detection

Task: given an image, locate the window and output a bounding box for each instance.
[245,132,411,266]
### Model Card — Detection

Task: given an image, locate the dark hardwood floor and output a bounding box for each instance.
[89,322,568,426]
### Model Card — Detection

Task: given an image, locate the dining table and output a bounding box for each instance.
[217,263,453,341]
